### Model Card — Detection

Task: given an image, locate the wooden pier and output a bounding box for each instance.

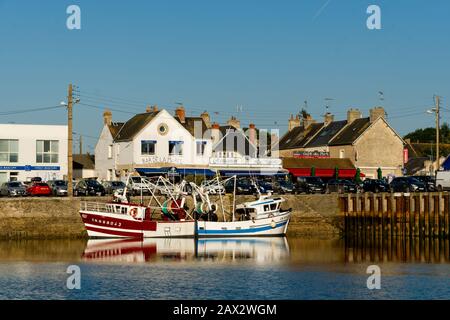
[340,192,450,239]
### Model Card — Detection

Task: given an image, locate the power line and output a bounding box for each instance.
[0,105,64,116]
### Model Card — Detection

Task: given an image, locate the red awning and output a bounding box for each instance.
[287,168,365,178]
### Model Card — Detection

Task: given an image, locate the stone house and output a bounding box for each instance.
[279,107,405,178]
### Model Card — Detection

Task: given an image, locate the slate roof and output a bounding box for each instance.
[404,157,428,175]
[114,111,160,142]
[176,116,208,137]
[329,118,371,146]
[304,120,347,148]
[73,154,95,170]
[107,122,124,138]
[278,123,323,150]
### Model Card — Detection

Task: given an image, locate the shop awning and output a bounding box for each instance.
[136,167,216,176]
[283,157,364,179]
[287,168,365,178]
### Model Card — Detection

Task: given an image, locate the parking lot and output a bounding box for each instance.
[0,174,443,199]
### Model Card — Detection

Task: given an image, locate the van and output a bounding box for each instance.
[435,171,450,191]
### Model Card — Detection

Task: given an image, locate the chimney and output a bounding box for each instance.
[147,105,158,113]
[288,114,301,131]
[324,112,334,126]
[302,114,315,129]
[103,109,112,126]
[201,111,211,128]
[248,123,257,145]
[211,122,221,144]
[347,108,362,124]
[370,106,386,123]
[175,105,186,124]
[227,116,240,129]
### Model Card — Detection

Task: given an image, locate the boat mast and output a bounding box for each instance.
[232,175,237,222]
[216,172,226,222]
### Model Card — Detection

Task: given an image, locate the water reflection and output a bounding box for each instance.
[82,237,290,264]
[345,234,450,264]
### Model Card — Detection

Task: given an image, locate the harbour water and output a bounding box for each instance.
[0,236,448,300]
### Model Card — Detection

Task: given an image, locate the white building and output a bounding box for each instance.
[0,124,68,183]
[95,106,213,180]
[95,107,284,180]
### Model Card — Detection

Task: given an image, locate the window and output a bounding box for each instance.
[196,141,207,156]
[141,140,156,155]
[36,140,59,163]
[339,149,345,159]
[169,141,183,156]
[270,203,277,211]
[0,140,19,163]
[108,145,113,159]
[9,172,19,182]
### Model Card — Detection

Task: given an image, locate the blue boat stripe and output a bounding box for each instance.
[197,220,288,235]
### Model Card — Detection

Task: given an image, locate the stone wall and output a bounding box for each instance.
[0,194,341,239]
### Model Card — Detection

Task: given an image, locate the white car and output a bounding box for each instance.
[435,171,450,191]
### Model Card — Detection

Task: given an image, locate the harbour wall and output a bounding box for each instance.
[0,194,341,240]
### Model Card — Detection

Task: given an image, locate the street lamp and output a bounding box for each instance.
[426,95,441,173]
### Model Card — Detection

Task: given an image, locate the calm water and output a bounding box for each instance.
[0,236,448,300]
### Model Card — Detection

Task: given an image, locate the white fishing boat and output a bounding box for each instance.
[190,177,292,237]
[79,173,292,238]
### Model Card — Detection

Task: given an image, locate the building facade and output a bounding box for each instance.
[0,124,68,183]
[279,107,405,178]
[95,108,284,180]
[95,106,213,180]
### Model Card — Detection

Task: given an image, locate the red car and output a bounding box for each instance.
[26,183,52,196]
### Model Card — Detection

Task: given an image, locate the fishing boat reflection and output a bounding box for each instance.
[82,237,290,264]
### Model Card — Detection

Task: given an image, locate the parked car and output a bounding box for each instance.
[129,176,150,195]
[26,182,52,196]
[47,180,68,196]
[74,179,106,196]
[327,179,358,193]
[435,171,450,191]
[200,180,225,195]
[0,182,27,197]
[224,178,257,195]
[273,180,295,194]
[390,177,426,193]
[362,179,391,193]
[256,179,274,194]
[102,181,126,195]
[296,177,327,194]
[414,176,437,192]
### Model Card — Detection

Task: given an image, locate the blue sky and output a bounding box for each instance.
[1,0,449,152]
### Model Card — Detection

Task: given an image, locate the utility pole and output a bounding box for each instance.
[67,84,74,198]
[435,95,441,173]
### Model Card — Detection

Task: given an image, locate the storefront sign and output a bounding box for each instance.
[293,151,330,159]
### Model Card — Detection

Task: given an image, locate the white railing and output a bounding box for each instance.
[80,201,112,213]
[209,157,282,168]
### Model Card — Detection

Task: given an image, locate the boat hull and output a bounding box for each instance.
[196,211,291,237]
[79,211,195,239]
[79,210,291,239]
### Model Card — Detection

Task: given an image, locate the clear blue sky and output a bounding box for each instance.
[1,0,449,152]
